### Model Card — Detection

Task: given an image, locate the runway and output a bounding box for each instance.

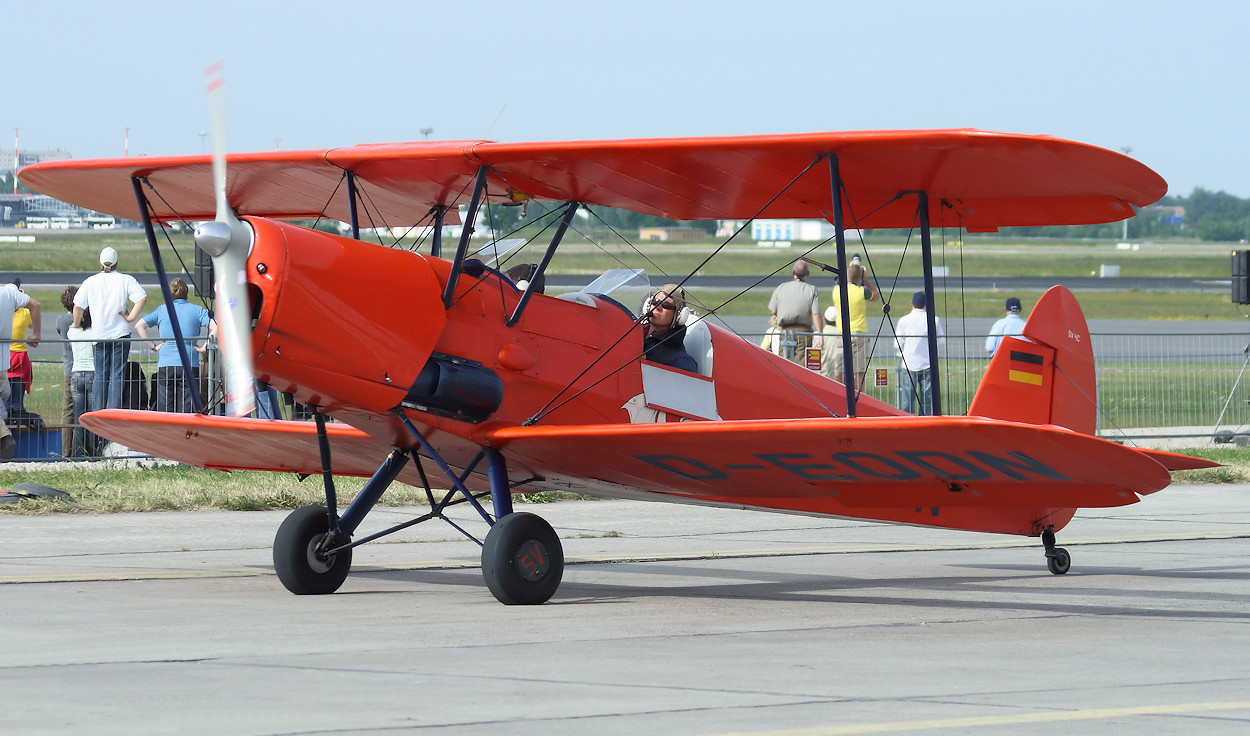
[0,270,1229,295]
[2,486,1248,735]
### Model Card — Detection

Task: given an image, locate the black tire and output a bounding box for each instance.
[273,505,352,595]
[481,512,564,605]
[1047,547,1071,575]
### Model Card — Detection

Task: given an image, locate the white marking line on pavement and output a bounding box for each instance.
[712,701,1250,735]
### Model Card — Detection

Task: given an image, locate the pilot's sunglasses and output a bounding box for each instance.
[654,301,676,311]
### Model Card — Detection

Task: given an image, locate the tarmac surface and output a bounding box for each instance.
[2,485,1249,735]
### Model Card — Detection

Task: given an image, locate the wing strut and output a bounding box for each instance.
[826,154,856,417]
[431,205,447,258]
[442,167,489,308]
[506,202,579,326]
[130,176,205,413]
[917,191,943,416]
[346,171,360,239]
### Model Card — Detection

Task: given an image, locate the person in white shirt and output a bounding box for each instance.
[985,297,1027,354]
[895,291,945,415]
[67,308,99,456]
[73,247,147,411]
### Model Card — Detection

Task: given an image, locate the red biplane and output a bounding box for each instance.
[20,112,1218,604]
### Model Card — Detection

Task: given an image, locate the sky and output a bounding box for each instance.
[8,0,1250,198]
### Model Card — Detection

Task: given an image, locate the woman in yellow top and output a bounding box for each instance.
[821,261,879,391]
[8,303,38,414]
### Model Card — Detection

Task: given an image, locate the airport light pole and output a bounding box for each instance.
[1121,146,1132,241]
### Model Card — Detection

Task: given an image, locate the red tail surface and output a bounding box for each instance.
[968,286,1097,434]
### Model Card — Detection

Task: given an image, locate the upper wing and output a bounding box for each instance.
[20,129,1165,231]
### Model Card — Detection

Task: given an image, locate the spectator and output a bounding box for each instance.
[135,278,216,412]
[7,284,38,415]
[73,247,148,410]
[0,281,38,459]
[822,262,879,391]
[67,308,99,456]
[895,291,945,416]
[256,380,282,420]
[986,297,1027,354]
[768,261,823,363]
[56,286,79,455]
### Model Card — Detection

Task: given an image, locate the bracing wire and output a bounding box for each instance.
[523,155,839,425]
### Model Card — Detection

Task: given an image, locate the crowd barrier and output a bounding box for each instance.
[747,329,1250,443]
[8,330,1250,461]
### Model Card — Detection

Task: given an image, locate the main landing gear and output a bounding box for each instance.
[274,504,352,595]
[482,512,563,605]
[1041,527,1071,575]
[271,411,565,604]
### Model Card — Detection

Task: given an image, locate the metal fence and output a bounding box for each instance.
[11,330,1250,461]
[748,330,1250,441]
[14,336,305,460]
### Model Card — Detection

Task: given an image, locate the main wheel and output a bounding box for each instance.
[273,504,352,595]
[481,512,564,605]
[1047,547,1071,575]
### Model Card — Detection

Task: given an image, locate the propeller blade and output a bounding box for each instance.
[195,61,256,418]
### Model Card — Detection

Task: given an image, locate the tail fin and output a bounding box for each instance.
[968,286,1097,434]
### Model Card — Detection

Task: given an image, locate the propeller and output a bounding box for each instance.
[194,61,256,417]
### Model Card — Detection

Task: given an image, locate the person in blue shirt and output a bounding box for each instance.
[986,297,1027,355]
[135,279,216,412]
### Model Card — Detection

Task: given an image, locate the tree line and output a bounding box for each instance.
[997,188,1250,242]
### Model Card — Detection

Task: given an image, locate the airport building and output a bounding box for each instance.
[2,149,121,228]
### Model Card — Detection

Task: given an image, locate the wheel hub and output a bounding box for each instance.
[305,533,338,574]
[514,539,551,582]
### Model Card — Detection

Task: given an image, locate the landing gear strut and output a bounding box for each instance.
[270,410,567,603]
[1042,527,1071,575]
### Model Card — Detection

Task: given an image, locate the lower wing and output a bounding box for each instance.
[80,409,429,487]
[480,416,1219,535]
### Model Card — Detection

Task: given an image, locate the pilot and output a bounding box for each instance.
[505,263,545,294]
[641,284,698,373]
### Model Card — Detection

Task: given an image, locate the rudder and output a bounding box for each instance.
[968,286,1097,434]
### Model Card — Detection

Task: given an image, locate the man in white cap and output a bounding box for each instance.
[0,281,40,459]
[73,247,147,411]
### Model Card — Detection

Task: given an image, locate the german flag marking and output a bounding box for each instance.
[1009,369,1044,385]
[1008,350,1045,385]
[1009,350,1044,365]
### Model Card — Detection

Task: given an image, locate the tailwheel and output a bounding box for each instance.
[274,504,353,595]
[1041,527,1071,575]
[1047,547,1072,575]
[481,512,564,605]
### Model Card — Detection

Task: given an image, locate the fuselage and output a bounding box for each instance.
[243,218,900,474]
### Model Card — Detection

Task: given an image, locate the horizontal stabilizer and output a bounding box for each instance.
[1134,447,1223,471]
